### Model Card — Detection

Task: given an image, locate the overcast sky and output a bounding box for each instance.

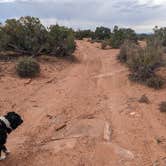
[0,0,166,33]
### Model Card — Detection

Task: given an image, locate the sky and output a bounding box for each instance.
[0,0,166,33]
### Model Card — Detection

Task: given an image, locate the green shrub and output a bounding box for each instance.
[153,26,166,46]
[94,26,111,40]
[119,36,165,89]
[75,30,94,40]
[146,76,164,89]
[16,57,40,78]
[159,101,166,112]
[1,16,48,56]
[0,17,76,57]
[110,26,137,48]
[65,34,76,55]
[128,39,162,81]
[47,25,76,57]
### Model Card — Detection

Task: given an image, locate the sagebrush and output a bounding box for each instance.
[16,57,40,78]
[118,38,165,89]
[159,102,166,112]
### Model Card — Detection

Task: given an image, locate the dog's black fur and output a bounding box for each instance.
[0,112,23,159]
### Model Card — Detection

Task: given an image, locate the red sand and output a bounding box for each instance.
[0,40,166,166]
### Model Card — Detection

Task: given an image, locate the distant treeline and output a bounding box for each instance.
[1,16,166,57]
[75,26,138,48]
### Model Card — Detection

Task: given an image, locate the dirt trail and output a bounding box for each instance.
[0,40,166,166]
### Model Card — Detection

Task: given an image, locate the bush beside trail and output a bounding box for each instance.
[16,57,40,78]
[0,16,76,57]
[118,38,165,89]
[159,101,166,112]
[93,26,111,40]
[110,26,137,48]
[46,25,76,56]
[75,30,94,40]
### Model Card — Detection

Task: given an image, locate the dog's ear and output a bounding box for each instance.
[6,112,16,117]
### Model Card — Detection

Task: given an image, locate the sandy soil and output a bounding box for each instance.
[0,40,166,166]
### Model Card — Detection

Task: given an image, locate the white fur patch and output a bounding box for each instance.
[0,116,12,130]
[0,155,6,161]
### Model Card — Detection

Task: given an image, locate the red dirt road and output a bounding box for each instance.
[0,40,166,166]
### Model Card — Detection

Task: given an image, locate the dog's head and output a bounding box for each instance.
[4,112,23,131]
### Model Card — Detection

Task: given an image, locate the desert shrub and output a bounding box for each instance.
[110,26,137,48]
[153,26,166,46]
[118,40,137,63]
[101,40,108,49]
[65,34,76,55]
[46,25,76,56]
[16,57,40,77]
[0,17,48,56]
[0,26,10,50]
[94,26,111,40]
[119,36,164,89]
[146,76,164,89]
[159,101,166,112]
[128,39,162,82]
[75,30,94,40]
[0,17,76,57]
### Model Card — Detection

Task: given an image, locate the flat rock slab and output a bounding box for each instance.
[54,118,111,140]
[43,119,111,153]
[42,138,77,153]
[93,143,134,165]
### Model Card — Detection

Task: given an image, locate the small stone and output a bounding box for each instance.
[139,94,150,104]
[130,112,136,116]
[46,114,53,119]
[33,105,38,108]
[103,122,112,141]
[24,79,32,85]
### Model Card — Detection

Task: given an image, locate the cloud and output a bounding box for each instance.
[0,0,15,2]
[0,0,166,33]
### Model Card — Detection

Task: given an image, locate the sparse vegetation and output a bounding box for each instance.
[16,57,40,78]
[118,37,165,89]
[93,26,111,40]
[0,17,165,88]
[117,40,136,63]
[159,101,166,112]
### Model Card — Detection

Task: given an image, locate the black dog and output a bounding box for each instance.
[0,112,23,160]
